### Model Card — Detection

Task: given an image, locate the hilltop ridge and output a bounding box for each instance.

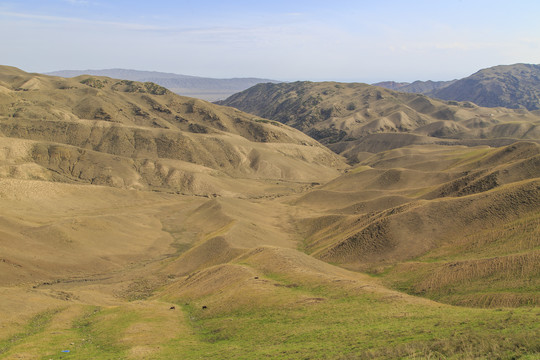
[218,80,540,162]
[0,66,344,195]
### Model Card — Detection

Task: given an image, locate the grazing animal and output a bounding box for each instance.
[202,305,207,309]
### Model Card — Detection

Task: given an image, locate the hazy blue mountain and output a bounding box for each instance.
[373,80,456,94]
[371,81,410,91]
[46,69,280,101]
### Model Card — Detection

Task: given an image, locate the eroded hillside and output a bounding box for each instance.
[0,66,345,195]
[0,66,539,359]
[218,81,540,162]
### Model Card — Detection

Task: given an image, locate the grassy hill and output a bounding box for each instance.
[1,65,539,359]
[0,66,344,196]
[294,142,539,307]
[218,81,540,162]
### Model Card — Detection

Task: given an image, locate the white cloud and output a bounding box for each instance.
[64,0,89,4]
[0,10,167,31]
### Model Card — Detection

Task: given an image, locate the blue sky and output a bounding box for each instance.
[1,0,539,82]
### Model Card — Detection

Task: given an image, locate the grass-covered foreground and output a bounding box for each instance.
[174,293,539,359]
[2,273,538,360]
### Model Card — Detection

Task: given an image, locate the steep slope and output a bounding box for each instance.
[218,81,540,162]
[429,63,540,110]
[0,66,345,195]
[46,68,280,101]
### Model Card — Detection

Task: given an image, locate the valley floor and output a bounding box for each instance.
[0,174,539,359]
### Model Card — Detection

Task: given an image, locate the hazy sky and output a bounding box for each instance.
[1,0,539,82]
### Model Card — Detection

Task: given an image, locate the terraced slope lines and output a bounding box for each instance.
[294,142,540,307]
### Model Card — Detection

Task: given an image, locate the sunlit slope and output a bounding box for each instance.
[0,66,345,195]
[0,62,346,290]
[0,178,204,286]
[1,65,539,359]
[218,81,540,162]
[294,142,540,307]
[1,147,538,358]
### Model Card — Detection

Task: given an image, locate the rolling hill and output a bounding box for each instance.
[0,66,344,196]
[46,68,280,101]
[293,142,540,307]
[217,80,540,162]
[1,65,539,359]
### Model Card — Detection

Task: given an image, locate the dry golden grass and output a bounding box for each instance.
[218,81,540,162]
[0,66,346,196]
[293,143,540,307]
[0,66,539,358]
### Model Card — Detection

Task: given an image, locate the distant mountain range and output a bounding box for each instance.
[373,63,540,111]
[45,69,280,101]
[373,80,457,94]
[47,63,540,110]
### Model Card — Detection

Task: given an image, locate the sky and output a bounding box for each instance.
[1,0,539,83]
